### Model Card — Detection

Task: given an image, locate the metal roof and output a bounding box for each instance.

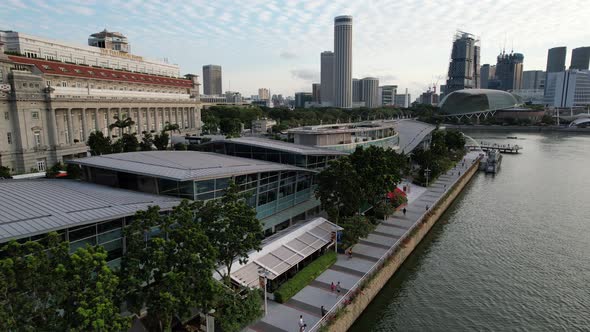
[287,120,398,135]
[230,217,343,288]
[216,137,347,156]
[68,151,314,181]
[0,179,181,243]
[392,119,436,154]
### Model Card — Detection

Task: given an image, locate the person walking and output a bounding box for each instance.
[330,282,336,293]
[299,315,305,331]
[347,248,353,259]
[402,207,407,216]
[321,305,327,317]
[336,282,341,295]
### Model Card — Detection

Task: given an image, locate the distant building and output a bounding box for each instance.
[352,78,362,103]
[544,70,590,108]
[546,46,567,73]
[522,70,545,90]
[251,118,277,134]
[312,83,321,103]
[394,93,411,108]
[493,51,524,91]
[320,51,334,106]
[361,78,379,108]
[379,85,397,106]
[203,65,222,95]
[224,91,242,103]
[258,88,270,100]
[295,92,312,108]
[419,90,438,105]
[570,47,590,70]
[334,16,353,108]
[87,29,130,53]
[480,64,496,89]
[446,31,480,94]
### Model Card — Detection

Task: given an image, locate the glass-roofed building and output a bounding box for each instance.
[68,151,321,235]
[202,136,347,169]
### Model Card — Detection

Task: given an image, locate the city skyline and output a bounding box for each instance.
[1,0,588,98]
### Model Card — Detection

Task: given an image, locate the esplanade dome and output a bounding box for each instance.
[439,89,521,115]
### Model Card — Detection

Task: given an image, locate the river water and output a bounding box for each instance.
[351,131,590,331]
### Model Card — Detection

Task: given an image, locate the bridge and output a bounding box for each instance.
[466,142,522,154]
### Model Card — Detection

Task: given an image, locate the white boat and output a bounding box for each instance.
[484,149,502,174]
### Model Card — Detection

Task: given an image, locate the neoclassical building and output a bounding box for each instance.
[0,44,201,174]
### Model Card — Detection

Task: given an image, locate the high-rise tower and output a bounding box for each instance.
[570,46,590,70]
[334,15,353,108]
[546,47,567,73]
[202,64,222,95]
[361,77,379,108]
[320,51,334,105]
[445,31,480,94]
[493,51,524,91]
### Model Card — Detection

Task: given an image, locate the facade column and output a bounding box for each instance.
[94,108,100,133]
[66,108,73,144]
[47,108,59,147]
[146,108,152,132]
[180,107,185,129]
[137,107,143,134]
[106,108,112,138]
[160,108,165,129]
[117,108,123,136]
[81,108,88,141]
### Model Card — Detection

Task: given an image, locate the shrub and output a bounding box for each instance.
[0,166,10,178]
[274,251,337,303]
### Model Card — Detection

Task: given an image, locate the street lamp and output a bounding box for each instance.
[424,167,431,187]
[258,267,269,316]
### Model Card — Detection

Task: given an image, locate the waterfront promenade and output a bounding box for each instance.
[247,152,480,332]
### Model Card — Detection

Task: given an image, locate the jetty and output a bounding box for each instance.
[466,142,522,154]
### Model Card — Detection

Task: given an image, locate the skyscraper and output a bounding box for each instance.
[480,64,496,89]
[320,51,334,105]
[312,83,321,103]
[570,46,590,70]
[493,51,524,91]
[522,70,545,90]
[334,15,353,108]
[379,85,397,106]
[546,47,567,73]
[202,64,222,95]
[361,77,379,108]
[258,88,270,100]
[352,78,362,103]
[446,31,480,94]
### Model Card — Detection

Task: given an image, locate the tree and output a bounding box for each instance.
[153,132,170,150]
[140,132,154,151]
[200,182,263,285]
[87,131,112,156]
[108,114,135,136]
[121,133,139,152]
[340,215,373,247]
[315,157,364,221]
[0,166,10,178]
[219,118,242,137]
[0,233,128,331]
[215,288,263,332]
[162,122,181,134]
[120,202,217,331]
[444,130,466,151]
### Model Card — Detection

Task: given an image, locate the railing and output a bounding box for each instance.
[51,86,191,100]
[309,155,481,331]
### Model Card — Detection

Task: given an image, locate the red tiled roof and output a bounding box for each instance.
[8,56,193,88]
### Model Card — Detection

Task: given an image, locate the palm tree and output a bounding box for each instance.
[108,114,135,136]
[162,122,181,134]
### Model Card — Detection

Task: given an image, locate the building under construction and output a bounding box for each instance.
[446,31,480,94]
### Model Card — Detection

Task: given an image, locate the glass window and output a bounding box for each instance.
[7,132,11,145]
[215,178,230,190]
[97,219,123,234]
[36,160,46,171]
[196,179,215,193]
[32,111,39,119]
[4,112,8,120]
[69,224,96,241]
[34,131,41,146]
[158,179,179,196]
[178,181,194,199]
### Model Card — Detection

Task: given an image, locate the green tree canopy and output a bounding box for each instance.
[87,131,112,156]
[219,118,242,137]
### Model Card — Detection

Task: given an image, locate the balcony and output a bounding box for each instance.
[51,86,191,101]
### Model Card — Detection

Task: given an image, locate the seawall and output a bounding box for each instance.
[324,159,479,332]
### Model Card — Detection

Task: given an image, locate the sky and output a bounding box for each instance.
[1,0,589,98]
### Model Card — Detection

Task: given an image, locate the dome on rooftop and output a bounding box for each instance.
[439,89,521,115]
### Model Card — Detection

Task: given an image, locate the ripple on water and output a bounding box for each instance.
[350,132,590,331]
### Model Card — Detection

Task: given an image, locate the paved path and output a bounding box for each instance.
[247,152,480,332]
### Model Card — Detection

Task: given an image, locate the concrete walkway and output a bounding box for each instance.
[247,152,480,332]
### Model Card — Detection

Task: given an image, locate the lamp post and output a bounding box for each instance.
[258,267,269,316]
[424,167,431,187]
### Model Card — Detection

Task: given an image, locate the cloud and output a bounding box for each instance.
[290,69,319,82]
[280,51,298,59]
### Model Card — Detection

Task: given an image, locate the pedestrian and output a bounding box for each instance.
[347,248,353,259]
[330,281,336,293]
[321,305,327,317]
[425,205,429,211]
[336,282,341,294]
[402,207,407,216]
[299,315,305,330]
[301,324,307,332]
[458,171,461,176]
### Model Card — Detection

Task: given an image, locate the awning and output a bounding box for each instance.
[231,217,342,288]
